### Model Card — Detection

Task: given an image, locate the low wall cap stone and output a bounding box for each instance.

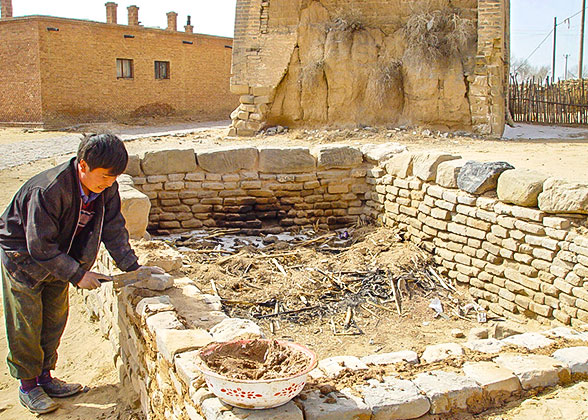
[436,159,466,188]
[497,169,548,207]
[141,149,197,175]
[538,177,588,214]
[360,143,407,164]
[385,152,414,178]
[412,152,461,182]
[258,147,316,173]
[196,147,258,173]
[125,154,143,177]
[457,161,514,194]
[311,145,363,169]
[119,182,150,239]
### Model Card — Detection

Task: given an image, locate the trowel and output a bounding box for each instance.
[98,267,151,289]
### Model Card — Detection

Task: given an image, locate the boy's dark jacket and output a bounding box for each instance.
[0,158,139,287]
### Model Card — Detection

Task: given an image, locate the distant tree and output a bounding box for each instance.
[511,57,550,83]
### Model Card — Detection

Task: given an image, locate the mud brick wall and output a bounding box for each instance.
[365,152,588,327]
[0,16,237,126]
[230,0,510,137]
[126,146,370,235]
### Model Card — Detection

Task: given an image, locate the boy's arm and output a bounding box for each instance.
[101,182,140,271]
[25,188,86,284]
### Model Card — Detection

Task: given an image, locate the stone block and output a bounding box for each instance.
[125,154,143,177]
[385,152,414,177]
[360,143,407,164]
[318,356,368,377]
[358,377,430,419]
[463,339,505,354]
[259,147,315,173]
[500,333,554,350]
[142,149,197,175]
[145,311,184,334]
[497,169,547,207]
[299,390,371,420]
[542,327,588,342]
[202,397,303,419]
[360,350,419,366]
[209,318,264,342]
[538,178,588,214]
[411,152,460,182]
[312,145,363,169]
[174,350,203,387]
[494,353,570,390]
[457,161,514,194]
[137,245,183,272]
[421,343,464,363]
[436,159,466,188]
[132,272,174,291]
[413,370,483,414]
[462,361,521,402]
[119,182,150,239]
[552,346,588,375]
[136,295,174,318]
[156,328,213,363]
[196,147,258,173]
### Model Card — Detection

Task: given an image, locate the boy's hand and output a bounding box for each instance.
[77,271,106,290]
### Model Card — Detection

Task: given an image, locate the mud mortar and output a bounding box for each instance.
[201,339,312,380]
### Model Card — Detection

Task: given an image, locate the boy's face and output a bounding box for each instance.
[78,160,118,194]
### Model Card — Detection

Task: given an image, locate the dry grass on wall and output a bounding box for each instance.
[404,7,475,67]
[366,60,404,108]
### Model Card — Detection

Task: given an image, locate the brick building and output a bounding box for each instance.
[0,0,238,127]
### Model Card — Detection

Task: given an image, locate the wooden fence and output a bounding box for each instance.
[509,76,588,125]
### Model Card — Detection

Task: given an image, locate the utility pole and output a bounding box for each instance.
[580,0,586,79]
[565,53,570,79]
[553,17,557,81]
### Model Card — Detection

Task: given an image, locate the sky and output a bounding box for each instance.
[12,0,237,37]
[10,0,588,80]
[510,0,586,80]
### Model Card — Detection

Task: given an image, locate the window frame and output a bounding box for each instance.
[116,58,134,79]
[154,60,170,80]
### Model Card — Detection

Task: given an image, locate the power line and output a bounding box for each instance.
[514,8,584,74]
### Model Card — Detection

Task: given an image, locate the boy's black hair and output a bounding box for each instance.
[77,134,128,175]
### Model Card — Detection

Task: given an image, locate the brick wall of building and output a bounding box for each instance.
[0,19,43,124]
[1,16,238,126]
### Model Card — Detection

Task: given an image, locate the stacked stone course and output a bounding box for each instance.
[86,144,588,420]
[127,145,370,235]
[125,145,588,326]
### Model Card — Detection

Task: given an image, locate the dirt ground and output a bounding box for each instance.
[0,123,587,419]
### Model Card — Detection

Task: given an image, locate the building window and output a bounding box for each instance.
[155,61,170,79]
[116,58,133,79]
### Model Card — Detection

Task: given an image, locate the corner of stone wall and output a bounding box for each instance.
[228,84,275,136]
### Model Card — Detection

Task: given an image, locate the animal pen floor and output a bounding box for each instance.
[135,225,493,361]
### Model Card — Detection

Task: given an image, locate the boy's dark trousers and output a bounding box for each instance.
[1,262,69,380]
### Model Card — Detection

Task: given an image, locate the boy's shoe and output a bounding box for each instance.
[19,386,60,414]
[40,377,82,398]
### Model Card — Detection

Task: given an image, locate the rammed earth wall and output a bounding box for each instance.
[86,144,588,420]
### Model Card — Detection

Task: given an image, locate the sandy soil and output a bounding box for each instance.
[0,123,587,419]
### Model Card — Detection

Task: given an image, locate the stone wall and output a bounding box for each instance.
[229,0,510,137]
[125,146,370,235]
[125,145,588,326]
[80,144,588,420]
[366,153,588,327]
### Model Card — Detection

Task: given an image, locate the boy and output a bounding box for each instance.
[0,134,161,414]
